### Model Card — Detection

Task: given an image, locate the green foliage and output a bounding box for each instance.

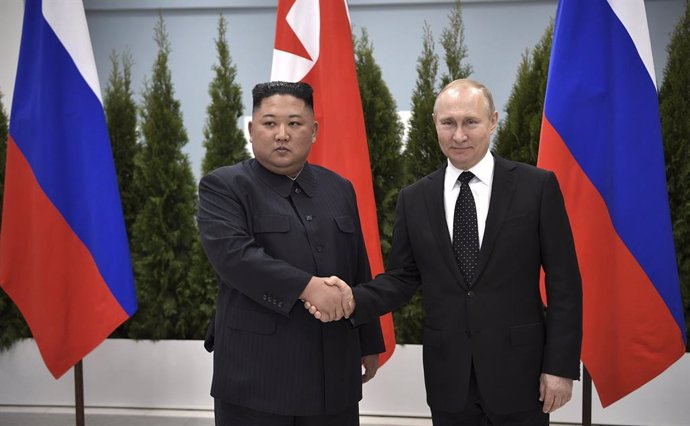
[403,23,442,185]
[493,21,553,166]
[396,3,474,344]
[659,0,690,350]
[0,91,31,351]
[394,23,439,344]
[354,28,405,262]
[200,14,249,176]
[104,50,140,238]
[126,15,199,339]
[439,0,473,87]
[187,15,251,339]
[0,294,30,351]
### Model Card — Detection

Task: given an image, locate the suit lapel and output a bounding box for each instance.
[475,155,517,282]
[423,166,469,290]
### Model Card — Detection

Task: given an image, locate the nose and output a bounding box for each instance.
[453,127,467,142]
[276,123,290,141]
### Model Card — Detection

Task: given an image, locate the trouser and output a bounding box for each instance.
[214,399,359,426]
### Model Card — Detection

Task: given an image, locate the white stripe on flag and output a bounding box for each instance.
[42,0,102,102]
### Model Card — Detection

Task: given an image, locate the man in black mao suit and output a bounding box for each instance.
[198,81,384,426]
[313,79,582,425]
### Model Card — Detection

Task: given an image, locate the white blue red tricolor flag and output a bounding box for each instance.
[271,0,396,364]
[0,0,136,379]
[538,0,686,406]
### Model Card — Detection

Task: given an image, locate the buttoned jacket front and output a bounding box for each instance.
[198,159,384,416]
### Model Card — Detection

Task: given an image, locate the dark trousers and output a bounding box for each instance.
[214,399,359,426]
[431,364,549,426]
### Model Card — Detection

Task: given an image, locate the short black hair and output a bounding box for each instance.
[252,81,314,112]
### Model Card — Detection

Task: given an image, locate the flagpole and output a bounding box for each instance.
[582,366,592,426]
[74,361,85,426]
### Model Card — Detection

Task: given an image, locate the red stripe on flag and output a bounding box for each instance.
[0,137,129,378]
[539,118,685,405]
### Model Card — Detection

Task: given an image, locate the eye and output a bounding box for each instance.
[289,120,302,127]
[263,120,276,128]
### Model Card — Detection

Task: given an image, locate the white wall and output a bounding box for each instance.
[1,340,689,425]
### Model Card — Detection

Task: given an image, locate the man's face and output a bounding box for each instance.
[434,85,498,170]
[248,94,318,177]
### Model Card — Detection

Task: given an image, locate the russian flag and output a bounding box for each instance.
[0,0,136,379]
[538,0,686,406]
[272,0,396,364]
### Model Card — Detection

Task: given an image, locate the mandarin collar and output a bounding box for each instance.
[250,159,317,198]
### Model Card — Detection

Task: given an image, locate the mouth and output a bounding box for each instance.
[274,146,290,153]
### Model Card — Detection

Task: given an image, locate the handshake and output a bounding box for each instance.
[300,276,355,322]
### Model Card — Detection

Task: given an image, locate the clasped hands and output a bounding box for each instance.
[300,276,354,322]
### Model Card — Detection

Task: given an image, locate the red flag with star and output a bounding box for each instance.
[271,0,396,365]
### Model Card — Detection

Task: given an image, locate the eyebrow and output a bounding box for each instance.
[260,113,304,119]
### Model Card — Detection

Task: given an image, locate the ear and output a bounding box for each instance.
[489,111,498,134]
[312,121,319,143]
[248,121,254,143]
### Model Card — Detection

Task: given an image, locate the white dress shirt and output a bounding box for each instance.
[443,150,494,248]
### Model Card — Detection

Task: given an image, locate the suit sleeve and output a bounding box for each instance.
[352,188,422,326]
[540,172,583,379]
[347,182,385,355]
[197,172,312,317]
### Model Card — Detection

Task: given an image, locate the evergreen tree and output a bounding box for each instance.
[186,15,250,339]
[103,50,139,237]
[403,23,441,184]
[659,0,690,348]
[354,28,405,262]
[394,23,439,344]
[127,15,198,339]
[492,21,553,165]
[200,15,249,176]
[439,0,473,87]
[0,91,31,350]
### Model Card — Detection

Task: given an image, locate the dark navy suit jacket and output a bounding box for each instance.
[198,159,384,416]
[352,154,582,415]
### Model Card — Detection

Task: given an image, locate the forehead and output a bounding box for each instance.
[435,86,489,118]
[256,94,307,112]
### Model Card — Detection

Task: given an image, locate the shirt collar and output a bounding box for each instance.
[445,149,494,187]
[250,159,316,198]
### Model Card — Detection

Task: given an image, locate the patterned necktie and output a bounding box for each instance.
[453,171,479,286]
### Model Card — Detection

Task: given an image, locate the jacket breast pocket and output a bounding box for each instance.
[334,216,354,234]
[253,215,290,233]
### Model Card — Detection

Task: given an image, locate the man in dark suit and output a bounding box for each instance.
[197,81,384,426]
[310,79,582,425]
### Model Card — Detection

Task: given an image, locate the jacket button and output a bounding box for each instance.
[316,246,323,253]
[466,290,474,298]
[305,215,313,221]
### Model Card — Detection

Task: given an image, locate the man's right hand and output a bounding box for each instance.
[303,276,355,322]
[300,276,352,321]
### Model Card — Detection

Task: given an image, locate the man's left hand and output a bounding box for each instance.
[361,354,379,383]
[539,373,573,413]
